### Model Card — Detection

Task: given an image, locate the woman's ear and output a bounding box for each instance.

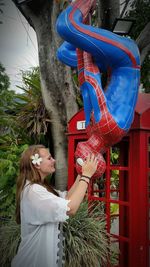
[34,164,41,170]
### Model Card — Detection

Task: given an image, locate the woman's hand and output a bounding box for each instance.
[66,154,98,215]
[82,153,98,178]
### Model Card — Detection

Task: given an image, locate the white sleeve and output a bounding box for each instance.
[22,184,70,225]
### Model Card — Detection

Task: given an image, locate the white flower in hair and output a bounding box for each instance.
[31,153,42,165]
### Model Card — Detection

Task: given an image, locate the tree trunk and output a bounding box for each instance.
[15,0,78,190]
[99,0,120,29]
[136,22,150,64]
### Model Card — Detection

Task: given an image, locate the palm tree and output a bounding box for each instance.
[14,67,52,147]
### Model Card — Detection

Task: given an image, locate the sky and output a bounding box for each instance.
[0,0,39,93]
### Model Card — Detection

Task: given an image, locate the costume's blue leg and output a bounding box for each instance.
[57,41,77,67]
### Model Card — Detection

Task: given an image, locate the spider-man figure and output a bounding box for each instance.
[56,0,140,178]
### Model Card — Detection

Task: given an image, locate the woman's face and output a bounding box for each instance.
[37,148,56,179]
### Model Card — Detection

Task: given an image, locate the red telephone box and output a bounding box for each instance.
[67,93,150,267]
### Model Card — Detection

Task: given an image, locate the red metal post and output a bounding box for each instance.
[129,130,149,267]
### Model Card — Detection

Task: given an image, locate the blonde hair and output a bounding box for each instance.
[16,144,58,224]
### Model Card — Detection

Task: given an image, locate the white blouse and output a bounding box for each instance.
[11,181,70,267]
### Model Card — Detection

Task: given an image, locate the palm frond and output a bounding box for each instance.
[0,218,20,267]
[64,201,117,267]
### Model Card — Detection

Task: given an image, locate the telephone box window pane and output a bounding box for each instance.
[110,146,120,165]
[99,175,106,198]
[110,169,119,200]
[110,214,119,235]
[111,137,129,167]
[92,180,106,198]
[110,170,129,202]
[119,205,129,238]
[92,174,106,198]
[110,205,129,238]
[111,203,119,216]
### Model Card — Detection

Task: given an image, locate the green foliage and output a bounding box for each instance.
[140,56,150,93]
[0,62,12,124]
[110,147,119,190]
[0,208,20,267]
[0,88,15,112]
[110,203,119,215]
[125,0,150,40]
[1,66,51,145]
[110,147,119,165]
[0,88,15,131]
[0,63,24,143]
[0,63,10,91]
[0,142,28,217]
[125,0,150,92]
[14,67,51,144]
[64,201,118,267]
[0,64,26,217]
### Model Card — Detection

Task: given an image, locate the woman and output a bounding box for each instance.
[11,144,98,267]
